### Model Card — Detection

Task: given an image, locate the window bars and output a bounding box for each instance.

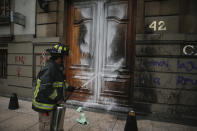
[0,0,10,17]
[0,49,7,78]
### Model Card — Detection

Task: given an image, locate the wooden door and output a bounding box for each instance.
[66,0,135,106]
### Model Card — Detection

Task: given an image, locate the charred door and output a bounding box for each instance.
[66,0,134,106]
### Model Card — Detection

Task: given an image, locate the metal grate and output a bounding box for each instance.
[0,0,10,17]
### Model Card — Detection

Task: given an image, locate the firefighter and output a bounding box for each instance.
[32,43,79,131]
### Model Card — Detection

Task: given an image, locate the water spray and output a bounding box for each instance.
[81,75,97,89]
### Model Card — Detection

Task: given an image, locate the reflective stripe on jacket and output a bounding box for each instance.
[32,58,69,112]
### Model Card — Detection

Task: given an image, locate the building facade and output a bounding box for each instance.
[0,0,197,124]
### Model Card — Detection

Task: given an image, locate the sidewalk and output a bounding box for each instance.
[0,96,196,131]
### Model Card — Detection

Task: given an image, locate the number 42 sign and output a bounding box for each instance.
[149,21,167,31]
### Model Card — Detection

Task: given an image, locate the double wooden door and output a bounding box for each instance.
[66,0,135,106]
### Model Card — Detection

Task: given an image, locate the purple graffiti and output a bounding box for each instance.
[140,76,160,86]
[154,77,160,85]
[143,60,169,68]
[177,60,197,72]
[177,75,197,86]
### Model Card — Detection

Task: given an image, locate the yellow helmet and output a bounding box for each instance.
[46,43,69,56]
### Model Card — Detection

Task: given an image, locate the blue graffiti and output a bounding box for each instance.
[154,77,160,85]
[139,76,160,85]
[177,60,197,72]
[177,75,197,86]
[143,60,169,68]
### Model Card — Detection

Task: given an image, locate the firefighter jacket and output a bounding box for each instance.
[32,58,73,113]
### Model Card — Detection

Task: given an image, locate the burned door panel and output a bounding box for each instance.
[107,2,128,20]
[67,2,97,101]
[99,1,130,105]
[104,1,128,66]
[72,4,95,66]
[72,22,93,65]
[105,22,127,66]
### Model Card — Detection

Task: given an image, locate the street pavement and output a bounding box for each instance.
[0,96,196,131]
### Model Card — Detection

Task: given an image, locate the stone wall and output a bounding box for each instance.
[134,0,197,124]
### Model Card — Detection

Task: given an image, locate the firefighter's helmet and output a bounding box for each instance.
[46,43,69,56]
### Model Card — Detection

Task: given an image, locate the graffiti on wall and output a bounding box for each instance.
[142,59,169,68]
[40,55,49,66]
[15,56,25,64]
[177,75,197,86]
[138,73,197,87]
[138,73,161,86]
[140,59,197,72]
[16,66,21,79]
[154,77,161,85]
[15,56,25,78]
[177,60,197,72]
[138,58,197,86]
[39,51,49,66]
